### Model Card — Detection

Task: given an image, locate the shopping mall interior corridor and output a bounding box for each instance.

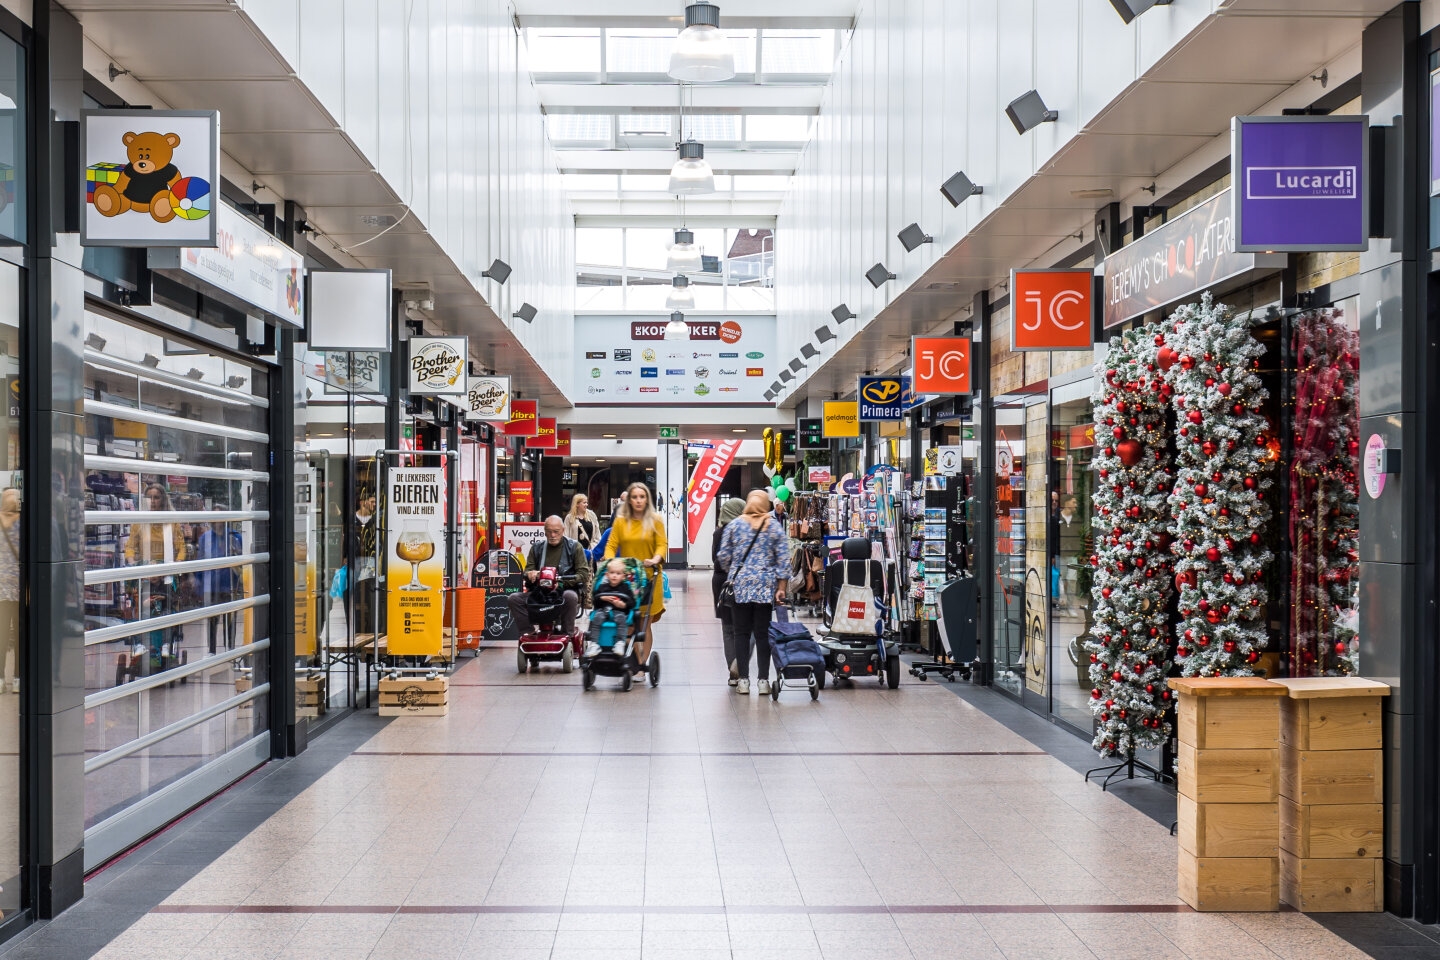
[0,573,1410,960]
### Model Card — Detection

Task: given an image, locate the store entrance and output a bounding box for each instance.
[1049,381,1097,735]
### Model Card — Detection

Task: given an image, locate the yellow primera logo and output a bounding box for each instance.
[861,380,901,404]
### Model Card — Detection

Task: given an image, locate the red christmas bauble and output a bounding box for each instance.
[1244,477,1256,490]
[1194,483,1208,497]
[1111,426,1124,439]
[1187,409,1203,424]
[1156,347,1177,371]
[1202,441,1217,457]
[1217,383,1231,396]
[1206,547,1221,561]
[1179,354,1195,370]
[1116,439,1143,466]
[1223,640,1235,653]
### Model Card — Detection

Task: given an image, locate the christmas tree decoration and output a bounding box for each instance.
[1166,294,1275,677]
[1289,308,1360,675]
[1087,320,1175,757]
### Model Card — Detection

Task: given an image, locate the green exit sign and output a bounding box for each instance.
[659,426,679,439]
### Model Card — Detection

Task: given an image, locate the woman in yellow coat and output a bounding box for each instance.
[604,482,666,667]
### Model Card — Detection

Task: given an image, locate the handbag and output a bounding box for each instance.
[716,521,765,616]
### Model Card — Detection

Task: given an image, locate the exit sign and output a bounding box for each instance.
[659,426,679,439]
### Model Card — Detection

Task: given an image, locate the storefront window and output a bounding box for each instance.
[82,308,270,834]
[1050,386,1096,731]
[992,402,1026,697]
[1289,302,1360,676]
[0,260,20,916]
[0,34,25,244]
[298,352,385,715]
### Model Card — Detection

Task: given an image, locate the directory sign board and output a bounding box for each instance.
[573,315,775,403]
[1232,115,1368,252]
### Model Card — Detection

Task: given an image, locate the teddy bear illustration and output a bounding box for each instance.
[90,131,183,222]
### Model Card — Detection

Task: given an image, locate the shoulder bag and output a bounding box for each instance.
[716,520,765,616]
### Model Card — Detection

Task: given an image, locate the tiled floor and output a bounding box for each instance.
[1,571,1423,958]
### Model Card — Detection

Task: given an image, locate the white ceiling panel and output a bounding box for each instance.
[146,79,336,134]
[71,10,284,81]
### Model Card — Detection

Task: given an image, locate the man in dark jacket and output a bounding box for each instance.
[508,516,590,634]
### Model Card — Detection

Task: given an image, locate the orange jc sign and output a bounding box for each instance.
[911,337,971,394]
[1009,268,1095,351]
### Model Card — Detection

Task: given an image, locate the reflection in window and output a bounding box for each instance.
[0,35,23,243]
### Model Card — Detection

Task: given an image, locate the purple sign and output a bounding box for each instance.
[1232,115,1369,253]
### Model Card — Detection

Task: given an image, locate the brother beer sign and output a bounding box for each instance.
[1232,114,1369,253]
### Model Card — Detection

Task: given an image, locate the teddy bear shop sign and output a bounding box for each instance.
[81,109,220,248]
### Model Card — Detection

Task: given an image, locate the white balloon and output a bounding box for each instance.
[766,488,777,501]
[785,477,797,492]
[762,464,775,479]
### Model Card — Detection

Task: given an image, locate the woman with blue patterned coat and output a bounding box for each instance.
[716,490,790,696]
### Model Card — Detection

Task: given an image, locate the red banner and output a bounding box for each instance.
[553,429,571,456]
[685,438,742,544]
[510,481,534,515]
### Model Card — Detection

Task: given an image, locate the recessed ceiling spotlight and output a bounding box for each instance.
[732,428,747,433]
[602,434,617,438]
[1070,187,1114,200]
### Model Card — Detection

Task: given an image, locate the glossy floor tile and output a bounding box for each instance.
[1,572,1415,958]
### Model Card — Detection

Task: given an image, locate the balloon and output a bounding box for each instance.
[765,488,777,502]
[775,486,792,502]
[771,474,785,489]
[762,464,775,479]
[785,477,797,492]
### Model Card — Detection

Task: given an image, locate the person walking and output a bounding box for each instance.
[603,482,666,669]
[564,493,600,605]
[715,490,789,696]
[711,497,746,686]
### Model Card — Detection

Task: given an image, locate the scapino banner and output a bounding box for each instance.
[386,467,444,657]
[686,438,742,544]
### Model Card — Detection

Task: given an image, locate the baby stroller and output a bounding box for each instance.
[516,566,580,674]
[580,558,661,691]
[819,537,901,689]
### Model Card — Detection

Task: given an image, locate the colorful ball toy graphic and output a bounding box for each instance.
[168,177,211,221]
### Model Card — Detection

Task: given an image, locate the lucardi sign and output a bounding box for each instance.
[1232,114,1369,253]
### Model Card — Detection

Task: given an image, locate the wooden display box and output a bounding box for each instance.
[1280,797,1382,859]
[1178,852,1279,912]
[378,676,448,717]
[1177,742,1279,804]
[1177,794,1277,858]
[1277,678,1387,751]
[296,676,327,719]
[1179,693,1282,750]
[1280,748,1383,806]
[1279,850,1383,913]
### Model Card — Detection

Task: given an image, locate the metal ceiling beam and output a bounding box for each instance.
[570,202,782,220]
[537,83,824,115]
[519,15,855,29]
[558,150,798,174]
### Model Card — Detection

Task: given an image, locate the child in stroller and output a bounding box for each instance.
[580,557,661,691]
[585,559,636,657]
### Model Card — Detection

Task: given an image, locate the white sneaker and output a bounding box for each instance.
[728,677,739,687]
[757,679,771,696]
[584,642,600,658]
[735,679,750,695]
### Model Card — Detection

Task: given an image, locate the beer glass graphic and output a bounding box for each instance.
[396,520,435,591]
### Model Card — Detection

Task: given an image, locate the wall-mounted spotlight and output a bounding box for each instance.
[799,343,819,360]
[865,263,896,288]
[482,258,512,284]
[85,333,107,351]
[513,302,537,323]
[940,171,984,207]
[1108,0,1171,24]
[185,368,205,381]
[779,370,794,383]
[897,223,933,252]
[763,389,775,402]
[814,324,836,343]
[770,380,783,394]
[141,353,161,368]
[788,358,804,373]
[832,304,856,323]
[1006,90,1058,134]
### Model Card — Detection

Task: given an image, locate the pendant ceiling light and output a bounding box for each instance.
[666,228,703,274]
[669,1,735,82]
[664,310,690,341]
[669,140,715,195]
[665,274,695,310]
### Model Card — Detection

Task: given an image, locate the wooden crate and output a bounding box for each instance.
[1178,851,1279,912]
[1179,695,1282,750]
[1177,742,1279,804]
[1278,684,1384,752]
[1279,797,1382,859]
[378,677,448,717]
[1279,850,1384,912]
[1280,749,1383,806]
[296,676,327,719]
[1178,794,1278,858]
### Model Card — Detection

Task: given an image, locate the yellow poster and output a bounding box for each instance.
[386,466,445,657]
[823,401,859,438]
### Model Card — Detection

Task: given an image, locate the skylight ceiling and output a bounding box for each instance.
[520,8,853,219]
